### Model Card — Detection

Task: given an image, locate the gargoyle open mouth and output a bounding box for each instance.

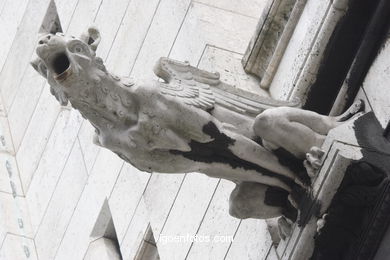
[51,52,71,80]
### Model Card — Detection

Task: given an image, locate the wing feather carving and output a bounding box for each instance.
[153,57,301,116]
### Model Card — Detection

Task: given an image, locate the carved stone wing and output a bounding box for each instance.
[153,57,216,111]
[153,57,301,116]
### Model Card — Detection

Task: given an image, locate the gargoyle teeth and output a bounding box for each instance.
[54,66,72,81]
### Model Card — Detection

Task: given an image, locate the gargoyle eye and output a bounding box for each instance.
[68,41,89,54]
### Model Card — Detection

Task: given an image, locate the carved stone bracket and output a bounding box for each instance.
[242,0,307,89]
[267,113,390,260]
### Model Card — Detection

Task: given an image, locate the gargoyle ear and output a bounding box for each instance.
[30,56,48,79]
[80,26,101,52]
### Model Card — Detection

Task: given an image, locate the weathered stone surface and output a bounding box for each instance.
[242,0,299,83]
[195,0,266,18]
[84,237,122,260]
[120,199,150,260]
[0,0,29,72]
[0,234,37,260]
[225,219,273,260]
[25,109,82,229]
[0,152,23,196]
[201,45,268,96]
[271,111,390,259]
[186,180,240,260]
[109,164,150,241]
[268,0,340,101]
[34,141,88,260]
[157,173,218,259]
[54,149,123,260]
[362,38,390,129]
[0,0,52,114]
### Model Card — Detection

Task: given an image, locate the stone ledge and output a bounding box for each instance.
[268,113,390,259]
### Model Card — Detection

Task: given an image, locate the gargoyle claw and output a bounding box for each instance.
[316,213,328,233]
[310,146,325,158]
[335,99,365,122]
[304,146,325,178]
[278,216,293,240]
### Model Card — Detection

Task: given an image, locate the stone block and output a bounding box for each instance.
[0,116,14,154]
[105,0,160,75]
[84,237,122,260]
[0,193,33,238]
[143,173,185,237]
[65,0,104,37]
[54,149,123,260]
[7,68,46,152]
[109,164,150,241]
[130,0,192,79]
[225,219,272,260]
[0,152,23,196]
[25,108,82,232]
[157,173,218,259]
[0,0,52,113]
[269,0,332,100]
[186,180,240,259]
[0,234,37,260]
[242,0,300,83]
[77,120,100,174]
[120,199,150,260]
[34,141,88,260]
[0,0,29,71]
[200,45,268,96]
[362,38,390,129]
[16,88,62,190]
[94,0,139,61]
[169,2,258,65]
[195,0,266,18]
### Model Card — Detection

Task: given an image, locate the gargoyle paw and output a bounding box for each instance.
[335,99,365,122]
[304,146,325,178]
[316,213,328,233]
[278,216,293,240]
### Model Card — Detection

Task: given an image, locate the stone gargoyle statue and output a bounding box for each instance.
[31,26,363,224]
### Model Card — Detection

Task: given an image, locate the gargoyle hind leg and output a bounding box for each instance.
[229,182,297,222]
[254,107,335,158]
[253,100,364,159]
[221,128,301,187]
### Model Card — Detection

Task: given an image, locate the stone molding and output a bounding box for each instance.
[268,114,390,259]
[242,0,307,89]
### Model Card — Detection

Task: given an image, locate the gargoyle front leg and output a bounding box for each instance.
[334,99,365,122]
[223,130,302,188]
[304,146,325,178]
[228,182,297,222]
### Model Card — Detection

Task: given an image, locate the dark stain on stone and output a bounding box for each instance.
[293,185,321,227]
[311,113,390,259]
[304,0,381,114]
[170,121,298,189]
[265,186,298,222]
[265,186,289,207]
[384,121,390,142]
[343,0,390,112]
[170,121,319,225]
[273,147,311,186]
[310,162,388,260]
[252,136,263,146]
[354,112,390,160]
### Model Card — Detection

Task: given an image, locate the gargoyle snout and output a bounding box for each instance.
[38,34,53,45]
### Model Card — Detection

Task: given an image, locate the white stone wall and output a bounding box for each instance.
[268,0,348,102]
[0,0,274,259]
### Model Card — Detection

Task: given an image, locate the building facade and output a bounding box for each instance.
[1,0,389,259]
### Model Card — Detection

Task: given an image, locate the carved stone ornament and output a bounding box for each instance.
[31,26,364,224]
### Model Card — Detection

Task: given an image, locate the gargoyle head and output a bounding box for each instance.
[31,26,105,105]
